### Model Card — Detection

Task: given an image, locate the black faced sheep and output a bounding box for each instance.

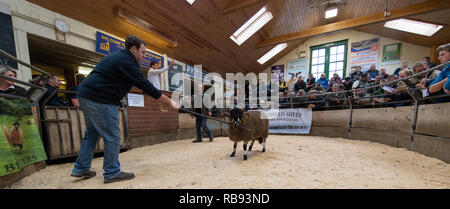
[226,108,269,160]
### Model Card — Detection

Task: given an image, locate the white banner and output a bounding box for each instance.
[260,108,312,134]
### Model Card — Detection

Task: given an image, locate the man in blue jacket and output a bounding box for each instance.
[71,36,178,184]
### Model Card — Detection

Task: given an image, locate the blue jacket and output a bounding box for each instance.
[77,49,162,105]
[317,77,329,89]
[430,65,450,91]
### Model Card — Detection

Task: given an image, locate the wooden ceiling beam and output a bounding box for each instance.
[222,0,268,15]
[256,0,450,48]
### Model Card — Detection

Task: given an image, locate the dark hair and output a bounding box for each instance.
[76,74,86,85]
[125,36,147,50]
[150,61,158,67]
[423,56,431,61]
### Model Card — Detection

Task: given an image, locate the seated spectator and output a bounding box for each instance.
[293,89,307,108]
[310,82,325,93]
[325,84,346,106]
[30,74,45,87]
[384,70,415,106]
[371,75,384,96]
[69,74,86,107]
[328,73,342,89]
[294,76,307,94]
[342,77,353,91]
[353,87,372,106]
[306,90,325,109]
[414,61,440,89]
[306,74,316,92]
[371,79,391,106]
[394,62,409,76]
[0,66,27,97]
[379,68,390,79]
[317,74,329,90]
[352,73,370,90]
[428,43,450,95]
[423,56,436,69]
[391,69,414,94]
[367,65,380,81]
[278,77,288,93]
[350,66,363,82]
[41,75,67,106]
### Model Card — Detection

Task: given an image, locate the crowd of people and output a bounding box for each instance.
[1,43,449,112]
[276,43,450,110]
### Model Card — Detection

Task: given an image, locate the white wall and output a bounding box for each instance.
[263,29,431,78]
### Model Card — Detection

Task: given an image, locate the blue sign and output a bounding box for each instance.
[95,31,164,69]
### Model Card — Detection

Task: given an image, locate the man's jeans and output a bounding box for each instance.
[72,97,121,180]
[196,116,212,140]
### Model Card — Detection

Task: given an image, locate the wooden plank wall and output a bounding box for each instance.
[127,88,179,138]
[45,107,126,159]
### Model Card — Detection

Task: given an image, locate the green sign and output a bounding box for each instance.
[0,98,47,176]
[382,43,402,65]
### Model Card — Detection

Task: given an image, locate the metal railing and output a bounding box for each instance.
[0,49,130,160]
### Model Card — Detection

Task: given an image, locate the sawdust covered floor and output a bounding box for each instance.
[8,135,450,189]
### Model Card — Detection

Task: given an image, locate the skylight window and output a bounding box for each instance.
[325,7,338,19]
[230,6,273,46]
[384,18,443,37]
[186,0,195,5]
[257,43,288,65]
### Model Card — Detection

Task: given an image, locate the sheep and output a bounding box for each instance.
[225,108,269,160]
[2,122,24,153]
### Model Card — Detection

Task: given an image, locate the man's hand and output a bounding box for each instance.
[169,99,179,111]
[208,112,212,117]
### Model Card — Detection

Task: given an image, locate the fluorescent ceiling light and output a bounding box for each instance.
[325,7,338,19]
[384,18,443,37]
[257,43,288,65]
[230,6,273,46]
[186,0,195,5]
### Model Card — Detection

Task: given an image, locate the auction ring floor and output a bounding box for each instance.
[8,135,450,189]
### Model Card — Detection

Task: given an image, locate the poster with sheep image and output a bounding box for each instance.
[0,98,47,176]
[260,108,312,134]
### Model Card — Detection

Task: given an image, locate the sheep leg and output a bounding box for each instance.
[262,138,266,152]
[248,139,255,151]
[243,142,248,161]
[230,142,237,157]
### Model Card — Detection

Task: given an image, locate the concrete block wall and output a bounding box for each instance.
[310,103,450,163]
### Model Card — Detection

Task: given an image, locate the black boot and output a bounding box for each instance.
[209,136,214,142]
[192,138,202,143]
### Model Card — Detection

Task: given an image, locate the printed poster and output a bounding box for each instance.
[271,65,285,84]
[382,43,402,66]
[287,58,308,80]
[350,38,379,73]
[0,98,47,176]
